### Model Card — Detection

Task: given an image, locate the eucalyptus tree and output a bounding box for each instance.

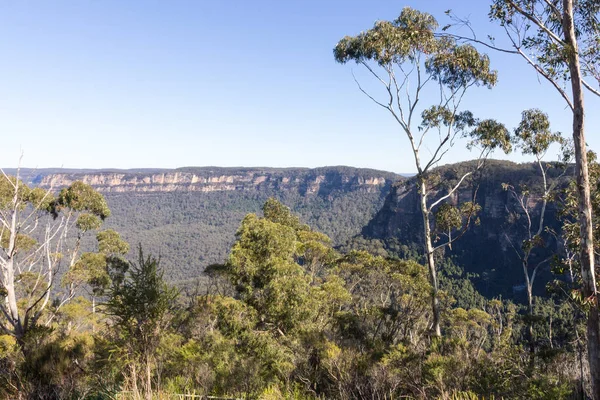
[461,1,600,395]
[334,7,511,336]
[502,109,565,357]
[509,110,566,305]
[0,169,118,354]
[226,198,346,337]
[199,199,350,396]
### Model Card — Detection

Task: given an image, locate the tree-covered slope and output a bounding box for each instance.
[11,166,401,283]
[360,159,573,299]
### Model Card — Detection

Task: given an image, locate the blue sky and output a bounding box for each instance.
[1,0,598,173]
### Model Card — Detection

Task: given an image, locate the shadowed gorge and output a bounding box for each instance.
[361,160,571,299]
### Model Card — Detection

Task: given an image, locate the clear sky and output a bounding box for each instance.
[1,0,598,173]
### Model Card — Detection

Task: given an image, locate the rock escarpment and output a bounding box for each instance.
[362,160,570,298]
[23,167,397,196]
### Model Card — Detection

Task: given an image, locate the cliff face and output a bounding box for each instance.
[362,160,569,298]
[28,167,396,196]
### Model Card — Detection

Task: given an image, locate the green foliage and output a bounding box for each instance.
[26,187,55,211]
[466,119,512,154]
[427,41,497,89]
[262,197,304,230]
[56,181,111,219]
[62,252,109,290]
[337,251,432,350]
[76,213,102,231]
[436,204,464,234]
[93,167,395,283]
[0,175,35,209]
[105,247,179,341]
[515,109,563,157]
[97,229,130,255]
[1,194,585,399]
[225,200,349,337]
[0,231,37,254]
[334,8,438,65]
[103,246,179,397]
[19,330,97,399]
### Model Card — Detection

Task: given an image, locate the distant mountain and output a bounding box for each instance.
[7,166,401,283]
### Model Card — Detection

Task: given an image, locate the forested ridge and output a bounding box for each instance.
[8,161,569,296]
[8,166,399,284]
[102,188,392,284]
[360,159,573,300]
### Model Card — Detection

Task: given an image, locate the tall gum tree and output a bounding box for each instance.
[334,7,512,336]
[0,167,126,354]
[502,109,566,361]
[445,1,600,395]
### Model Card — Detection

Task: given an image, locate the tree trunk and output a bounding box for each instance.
[562,1,600,398]
[419,177,441,337]
[146,352,152,400]
[523,262,536,368]
[5,259,27,355]
[130,364,140,400]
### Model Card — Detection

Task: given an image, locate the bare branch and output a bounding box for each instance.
[505,0,566,46]
[502,26,575,110]
[436,32,519,54]
[429,171,473,211]
[351,70,391,111]
[582,79,600,98]
[530,255,554,286]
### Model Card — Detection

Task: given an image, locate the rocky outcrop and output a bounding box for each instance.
[362,160,571,298]
[365,160,564,240]
[27,167,400,195]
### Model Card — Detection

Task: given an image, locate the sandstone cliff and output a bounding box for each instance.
[362,160,571,298]
[18,166,397,196]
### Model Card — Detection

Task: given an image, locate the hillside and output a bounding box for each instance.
[360,159,573,300]
[9,166,401,283]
